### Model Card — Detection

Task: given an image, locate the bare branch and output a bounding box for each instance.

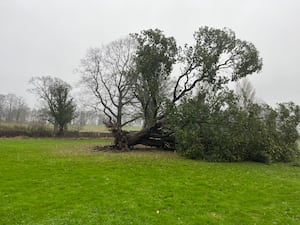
[78,37,138,129]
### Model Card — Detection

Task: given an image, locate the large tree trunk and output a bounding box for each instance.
[105,121,176,151]
[127,123,175,150]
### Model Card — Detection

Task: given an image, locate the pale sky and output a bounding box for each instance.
[0,0,299,107]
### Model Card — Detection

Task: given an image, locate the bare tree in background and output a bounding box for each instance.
[236,78,256,109]
[0,94,5,121]
[78,37,139,149]
[0,93,30,122]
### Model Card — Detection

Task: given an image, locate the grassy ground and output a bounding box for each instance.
[0,139,300,225]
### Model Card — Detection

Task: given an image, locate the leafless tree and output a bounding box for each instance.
[71,110,104,127]
[78,37,140,148]
[0,93,30,122]
[236,78,256,109]
[0,94,6,121]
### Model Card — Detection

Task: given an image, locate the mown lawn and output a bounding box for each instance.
[0,139,300,225]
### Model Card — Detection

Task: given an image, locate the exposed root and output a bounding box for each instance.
[92,144,157,152]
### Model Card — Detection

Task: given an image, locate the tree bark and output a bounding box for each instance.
[106,121,175,151]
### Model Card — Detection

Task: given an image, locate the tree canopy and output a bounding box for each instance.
[29,76,76,136]
[131,28,178,127]
[77,26,300,163]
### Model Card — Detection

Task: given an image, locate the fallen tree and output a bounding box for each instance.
[104,120,175,150]
[80,26,263,150]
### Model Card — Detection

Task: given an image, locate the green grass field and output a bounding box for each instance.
[0,138,300,224]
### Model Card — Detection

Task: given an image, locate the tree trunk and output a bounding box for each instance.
[105,121,175,151]
[56,125,65,137]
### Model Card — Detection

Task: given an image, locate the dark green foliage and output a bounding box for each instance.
[169,89,300,163]
[29,76,77,136]
[46,82,76,136]
[131,29,178,127]
[194,26,263,80]
[173,27,263,103]
[272,103,300,161]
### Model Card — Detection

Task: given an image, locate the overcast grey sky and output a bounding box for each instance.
[0,0,299,107]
